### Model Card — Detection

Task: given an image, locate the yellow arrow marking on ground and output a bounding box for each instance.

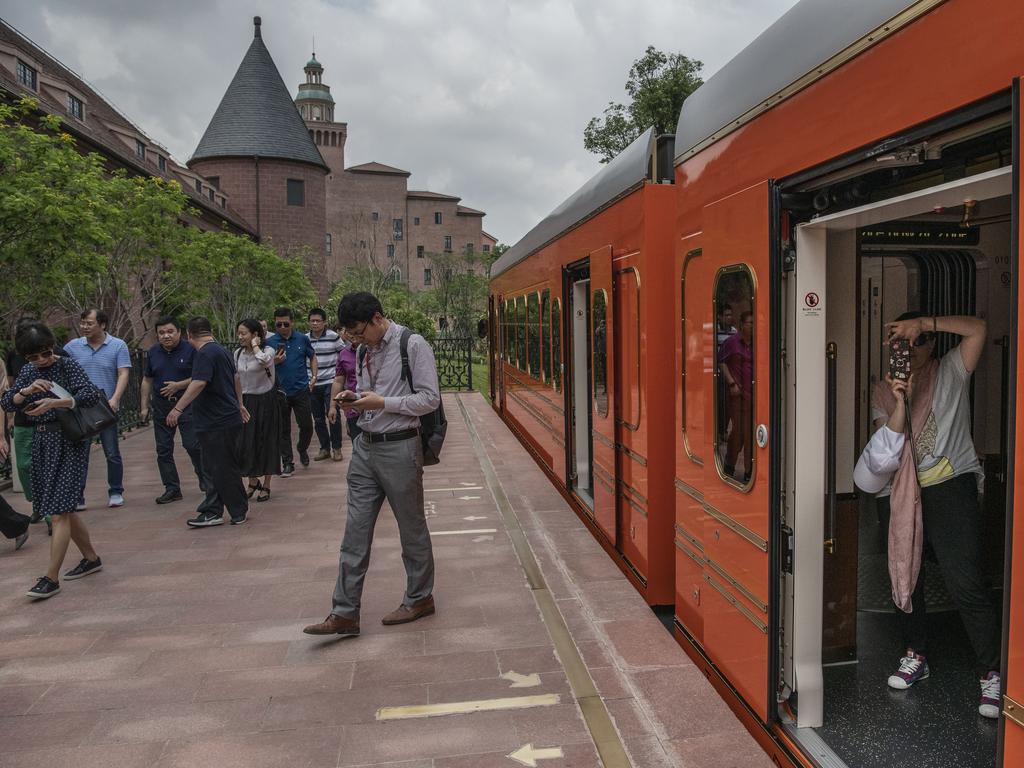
[428,528,498,536]
[376,693,559,721]
[508,743,565,766]
[501,670,542,688]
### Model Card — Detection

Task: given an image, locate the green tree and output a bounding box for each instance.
[583,46,703,162]
[327,271,436,342]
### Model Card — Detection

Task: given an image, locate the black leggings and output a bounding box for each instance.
[879,472,1000,673]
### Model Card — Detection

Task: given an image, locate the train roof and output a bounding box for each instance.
[490,127,656,279]
[674,0,917,164]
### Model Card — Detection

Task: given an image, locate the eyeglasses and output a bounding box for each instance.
[275,321,291,328]
[913,333,935,347]
[25,349,54,363]
[346,321,370,339]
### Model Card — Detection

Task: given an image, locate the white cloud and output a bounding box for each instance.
[4,0,799,244]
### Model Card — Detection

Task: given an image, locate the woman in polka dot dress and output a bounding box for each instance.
[1,322,105,600]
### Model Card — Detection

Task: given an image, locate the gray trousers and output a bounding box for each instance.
[332,433,434,618]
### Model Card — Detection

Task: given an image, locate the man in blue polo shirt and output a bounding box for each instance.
[140,316,212,507]
[265,307,317,477]
[63,308,131,508]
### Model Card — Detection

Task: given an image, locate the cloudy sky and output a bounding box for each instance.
[5,0,798,244]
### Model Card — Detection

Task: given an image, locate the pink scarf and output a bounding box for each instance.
[871,359,938,613]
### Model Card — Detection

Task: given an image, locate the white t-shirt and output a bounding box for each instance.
[870,346,982,495]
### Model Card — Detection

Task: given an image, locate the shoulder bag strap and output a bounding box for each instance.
[400,328,415,393]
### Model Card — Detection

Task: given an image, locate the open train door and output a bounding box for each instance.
[1002,77,1024,766]
[701,183,773,722]
[590,245,618,545]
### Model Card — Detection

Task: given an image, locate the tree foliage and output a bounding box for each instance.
[583,46,703,162]
[327,267,436,342]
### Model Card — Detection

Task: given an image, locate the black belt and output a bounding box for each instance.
[35,422,62,433]
[364,428,419,443]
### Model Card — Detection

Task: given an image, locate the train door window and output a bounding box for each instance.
[713,266,755,487]
[497,298,504,361]
[551,298,562,392]
[527,292,541,378]
[541,289,551,383]
[516,296,527,371]
[681,249,703,463]
[618,268,640,429]
[593,289,609,417]
[505,300,514,360]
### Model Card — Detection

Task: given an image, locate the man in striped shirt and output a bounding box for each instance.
[307,308,346,461]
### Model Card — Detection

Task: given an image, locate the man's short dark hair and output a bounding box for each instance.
[14,321,56,357]
[308,307,327,322]
[155,315,180,331]
[186,316,213,337]
[273,307,293,320]
[337,292,383,327]
[81,308,109,328]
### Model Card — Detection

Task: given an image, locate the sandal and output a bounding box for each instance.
[246,480,263,499]
[256,487,271,503]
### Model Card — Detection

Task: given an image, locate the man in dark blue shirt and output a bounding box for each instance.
[265,307,317,477]
[141,316,209,506]
[166,317,248,528]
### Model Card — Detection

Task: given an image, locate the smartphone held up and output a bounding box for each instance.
[889,336,911,381]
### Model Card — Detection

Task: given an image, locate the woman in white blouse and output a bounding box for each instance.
[235,320,280,502]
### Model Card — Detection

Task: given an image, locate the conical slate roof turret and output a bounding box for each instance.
[189,17,327,170]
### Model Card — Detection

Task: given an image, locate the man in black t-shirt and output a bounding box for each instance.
[166,317,248,527]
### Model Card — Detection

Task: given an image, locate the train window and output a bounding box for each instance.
[713,266,755,488]
[541,289,551,383]
[516,296,527,371]
[681,249,703,464]
[551,298,562,392]
[618,268,640,430]
[527,293,541,378]
[593,288,609,418]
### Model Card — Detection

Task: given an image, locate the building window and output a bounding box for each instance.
[424,268,432,286]
[135,139,146,159]
[16,60,37,90]
[371,211,379,221]
[325,233,332,253]
[287,179,305,206]
[417,245,425,259]
[434,212,442,225]
[194,179,202,192]
[393,219,403,240]
[218,197,225,208]
[443,236,452,252]
[67,94,84,120]
[414,217,420,226]
[482,244,491,253]
[207,176,220,190]
[158,155,166,172]
[465,243,474,254]
[360,240,367,249]
[387,243,395,259]
[207,188,214,201]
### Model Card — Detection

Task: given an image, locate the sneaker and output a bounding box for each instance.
[887,649,930,690]
[63,557,102,580]
[108,494,125,508]
[331,448,344,462]
[979,671,1001,719]
[75,502,87,512]
[26,576,60,600]
[230,513,247,526]
[280,463,295,478]
[313,448,331,462]
[14,531,28,550]
[187,511,224,528]
[155,490,183,504]
[298,450,310,468]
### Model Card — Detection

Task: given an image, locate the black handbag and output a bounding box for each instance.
[53,359,118,442]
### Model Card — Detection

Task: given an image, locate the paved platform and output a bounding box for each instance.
[0,393,770,768]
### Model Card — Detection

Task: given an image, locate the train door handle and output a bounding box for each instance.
[693,587,700,606]
[714,529,720,541]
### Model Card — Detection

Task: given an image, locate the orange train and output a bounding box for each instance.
[488,1,1024,766]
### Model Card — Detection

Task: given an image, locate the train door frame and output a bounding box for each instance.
[782,166,1013,737]
[565,261,595,510]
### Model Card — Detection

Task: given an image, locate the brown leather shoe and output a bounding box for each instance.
[302,614,360,636]
[381,596,435,625]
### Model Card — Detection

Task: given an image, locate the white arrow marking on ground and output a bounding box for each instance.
[460,482,477,486]
[472,535,494,543]
[429,528,498,537]
[426,486,483,493]
[463,515,488,521]
[376,693,559,721]
[457,495,482,501]
[507,743,564,767]
[500,670,541,688]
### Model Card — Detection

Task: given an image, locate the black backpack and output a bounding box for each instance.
[359,328,447,465]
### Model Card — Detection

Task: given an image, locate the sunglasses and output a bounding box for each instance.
[275,321,291,328]
[25,349,54,363]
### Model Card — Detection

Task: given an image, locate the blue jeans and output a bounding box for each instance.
[80,423,124,501]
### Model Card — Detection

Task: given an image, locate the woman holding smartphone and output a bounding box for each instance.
[1,321,103,599]
[235,319,280,502]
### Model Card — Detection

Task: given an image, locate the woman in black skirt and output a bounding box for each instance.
[1,321,103,599]
[235,319,280,502]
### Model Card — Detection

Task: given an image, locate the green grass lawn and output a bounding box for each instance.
[471,358,490,398]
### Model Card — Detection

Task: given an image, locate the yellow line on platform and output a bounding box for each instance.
[376,693,560,720]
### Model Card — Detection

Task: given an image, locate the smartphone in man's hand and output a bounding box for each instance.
[334,392,360,404]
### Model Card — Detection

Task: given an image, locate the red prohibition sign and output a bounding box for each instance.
[804,292,820,308]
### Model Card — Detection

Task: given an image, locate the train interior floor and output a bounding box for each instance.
[0,393,771,768]
[812,499,1000,768]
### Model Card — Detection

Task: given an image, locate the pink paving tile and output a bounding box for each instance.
[0,711,102,751]
[30,674,203,714]
[0,684,51,716]
[422,622,551,654]
[511,701,592,745]
[285,630,425,665]
[261,684,428,729]
[426,671,571,705]
[588,666,633,700]
[350,649,499,688]
[0,632,102,661]
[603,697,654,739]
[622,735,680,768]
[0,652,149,685]
[142,642,289,676]
[155,726,343,768]
[602,619,693,669]
[629,666,741,741]
[196,662,354,702]
[84,697,268,745]
[433,741,602,768]
[0,742,166,768]
[496,644,564,675]
[668,730,776,768]
[86,625,229,653]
